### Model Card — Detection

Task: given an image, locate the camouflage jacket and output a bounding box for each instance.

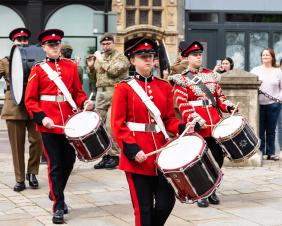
[87,49,130,87]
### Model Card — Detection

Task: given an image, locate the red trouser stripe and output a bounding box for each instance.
[126,173,141,226]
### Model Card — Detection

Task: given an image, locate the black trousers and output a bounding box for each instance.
[205,137,225,168]
[126,172,175,226]
[41,133,76,212]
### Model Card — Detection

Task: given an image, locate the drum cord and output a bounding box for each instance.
[54,59,65,126]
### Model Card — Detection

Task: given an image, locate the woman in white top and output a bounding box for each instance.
[251,48,282,160]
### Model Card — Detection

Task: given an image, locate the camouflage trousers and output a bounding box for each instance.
[95,87,120,157]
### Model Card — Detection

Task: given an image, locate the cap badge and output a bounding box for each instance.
[145,43,148,46]
[195,44,198,47]
[20,30,23,33]
[52,34,55,37]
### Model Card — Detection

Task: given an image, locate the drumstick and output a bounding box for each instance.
[53,125,74,130]
[83,92,94,112]
[145,124,191,157]
[231,102,240,117]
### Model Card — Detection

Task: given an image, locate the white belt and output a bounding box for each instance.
[188,99,213,107]
[40,95,67,102]
[126,122,161,133]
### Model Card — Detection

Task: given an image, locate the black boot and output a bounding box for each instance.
[94,155,110,169]
[26,174,39,189]
[197,198,209,208]
[208,192,220,205]
[64,202,68,214]
[13,182,26,192]
[104,156,119,169]
[52,209,64,224]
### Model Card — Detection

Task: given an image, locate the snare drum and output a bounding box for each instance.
[212,115,260,162]
[64,111,112,162]
[156,134,223,203]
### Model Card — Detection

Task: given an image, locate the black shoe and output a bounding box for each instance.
[13,182,26,192]
[40,154,47,164]
[52,209,64,224]
[26,174,39,189]
[104,156,119,169]
[64,202,68,214]
[94,155,110,169]
[197,198,209,208]
[208,192,220,205]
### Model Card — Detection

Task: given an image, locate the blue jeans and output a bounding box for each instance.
[259,103,281,156]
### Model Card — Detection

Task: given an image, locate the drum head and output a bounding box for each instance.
[213,116,243,138]
[10,46,24,105]
[10,45,46,105]
[157,135,204,170]
[64,111,100,138]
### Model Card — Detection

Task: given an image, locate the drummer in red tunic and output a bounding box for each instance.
[111,37,180,226]
[169,41,237,208]
[24,29,93,224]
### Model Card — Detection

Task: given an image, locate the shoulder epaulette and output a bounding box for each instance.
[168,74,186,88]
[62,58,76,64]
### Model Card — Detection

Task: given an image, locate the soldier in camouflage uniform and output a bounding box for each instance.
[86,33,130,169]
[0,28,42,192]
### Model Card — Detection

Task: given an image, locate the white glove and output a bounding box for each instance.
[42,117,55,129]
[135,150,147,163]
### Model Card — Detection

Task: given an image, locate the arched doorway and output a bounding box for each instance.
[0,5,25,102]
[45,4,103,95]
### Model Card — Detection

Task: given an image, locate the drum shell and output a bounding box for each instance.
[64,111,112,162]
[156,133,223,203]
[212,116,260,162]
[9,45,46,105]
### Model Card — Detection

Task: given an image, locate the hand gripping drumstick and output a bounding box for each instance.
[230,102,240,117]
[145,124,191,157]
[83,92,94,112]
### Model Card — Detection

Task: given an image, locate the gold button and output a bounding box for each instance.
[149,96,153,99]
[148,90,152,94]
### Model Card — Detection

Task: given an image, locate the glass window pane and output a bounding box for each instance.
[249,32,268,70]
[189,13,218,22]
[153,11,162,27]
[126,10,135,27]
[226,32,245,69]
[273,32,282,63]
[126,0,135,5]
[226,13,282,23]
[153,0,162,6]
[140,0,148,6]
[140,10,148,24]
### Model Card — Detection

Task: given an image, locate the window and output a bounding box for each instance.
[125,0,163,28]
[126,10,136,27]
[153,10,162,27]
[249,32,268,69]
[273,32,282,62]
[126,0,135,6]
[140,0,148,6]
[153,0,162,6]
[226,32,245,69]
[189,13,218,22]
[140,10,148,24]
[225,14,282,23]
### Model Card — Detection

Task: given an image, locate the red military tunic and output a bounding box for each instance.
[25,58,87,134]
[111,75,180,176]
[170,67,234,137]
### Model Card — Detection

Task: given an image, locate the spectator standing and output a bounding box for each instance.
[251,48,282,161]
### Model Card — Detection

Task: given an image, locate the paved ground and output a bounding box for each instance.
[1,127,282,225]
